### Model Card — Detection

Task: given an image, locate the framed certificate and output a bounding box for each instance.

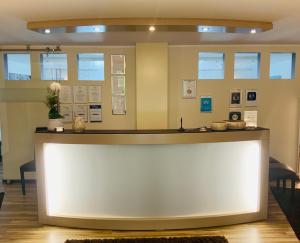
[112,95,126,115]
[111,76,125,96]
[182,80,196,98]
[111,55,126,75]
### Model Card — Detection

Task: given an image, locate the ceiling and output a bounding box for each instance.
[1,0,300,45]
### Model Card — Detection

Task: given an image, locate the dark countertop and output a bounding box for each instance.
[35,127,268,134]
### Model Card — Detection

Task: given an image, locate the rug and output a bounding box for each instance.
[65,236,228,243]
[271,187,300,239]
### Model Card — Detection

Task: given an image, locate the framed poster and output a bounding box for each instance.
[200,96,212,112]
[111,76,126,96]
[59,85,73,104]
[89,104,102,122]
[112,95,126,115]
[230,89,242,107]
[229,109,242,121]
[244,110,258,127]
[88,86,102,103]
[60,104,73,122]
[73,104,88,122]
[111,55,126,75]
[246,89,257,107]
[182,80,196,98]
[73,86,88,104]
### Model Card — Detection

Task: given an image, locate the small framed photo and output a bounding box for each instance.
[246,89,257,107]
[229,109,242,121]
[230,89,242,107]
[182,80,196,98]
[200,96,212,112]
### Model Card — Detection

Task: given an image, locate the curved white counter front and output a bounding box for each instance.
[35,129,269,230]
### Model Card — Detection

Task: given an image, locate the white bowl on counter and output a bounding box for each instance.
[225,120,246,130]
[211,122,228,131]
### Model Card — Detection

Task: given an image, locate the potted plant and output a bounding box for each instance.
[46,82,64,131]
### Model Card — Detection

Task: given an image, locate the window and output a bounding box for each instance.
[40,53,68,80]
[4,53,31,80]
[234,52,260,79]
[77,53,104,81]
[270,52,296,79]
[198,52,224,79]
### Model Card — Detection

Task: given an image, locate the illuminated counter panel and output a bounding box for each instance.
[35,129,269,230]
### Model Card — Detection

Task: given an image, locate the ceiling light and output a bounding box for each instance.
[149,26,156,32]
[44,29,51,34]
[250,29,257,34]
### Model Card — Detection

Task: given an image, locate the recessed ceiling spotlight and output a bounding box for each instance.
[149,25,156,32]
[250,28,257,34]
[44,28,51,34]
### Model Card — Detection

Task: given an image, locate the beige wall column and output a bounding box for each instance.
[136,43,168,129]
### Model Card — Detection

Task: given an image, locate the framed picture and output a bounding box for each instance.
[230,89,242,107]
[244,110,258,127]
[111,55,126,75]
[112,95,126,115]
[111,76,126,96]
[246,89,257,107]
[182,80,196,98]
[200,96,212,112]
[229,109,242,121]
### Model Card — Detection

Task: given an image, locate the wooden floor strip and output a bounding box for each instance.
[0,183,298,243]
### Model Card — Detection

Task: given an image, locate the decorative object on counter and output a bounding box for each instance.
[225,120,246,130]
[199,126,207,132]
[200,96,212,112]
[211,121,227,131]
[246,89,257,107]
[244,110,258,127]
[46,82,64,131]
[182,80,196,98]
[72,116,86,132]
[230,89,242,107]
[178,117,184,132]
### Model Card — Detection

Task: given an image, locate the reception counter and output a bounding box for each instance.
[35,128,269,230]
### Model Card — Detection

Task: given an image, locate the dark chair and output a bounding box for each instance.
[269,157,299,196]
[20,160,36,195]
[0,191,4,209]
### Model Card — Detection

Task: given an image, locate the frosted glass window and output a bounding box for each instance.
[198,52,224,79]
[40,53,68,80]
[234,53,260,79]
[270,53,295,79]
[77,53,104,81]
[4,53,31,80]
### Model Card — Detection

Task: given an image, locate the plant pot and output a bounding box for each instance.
[48,118,64,131]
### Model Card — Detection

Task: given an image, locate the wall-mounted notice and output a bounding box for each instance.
[73,86,88,104]
[60,104,73,122]
[73,104,88,121]
[88,86,102,103]
[182,80,196,98]
[89,104,102,122]
[230,89,242,107]
[111,76,125,96]
[59,85,73,104]
[200,96,212,112]
[244,110,258,127]
[246,89,257,107]
[111,55,126,75]
[112,95,126,115]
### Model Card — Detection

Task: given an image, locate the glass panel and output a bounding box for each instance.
[198,52,225,79]
[40,53,68,80]
[270,53,295,79]
[78,53,104,81]
[234,53,260,79]
[4,53,31,80]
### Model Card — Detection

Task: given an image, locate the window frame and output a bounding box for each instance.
[40,53,68,81]
[269,52,296,80]
[198,51,225,80]
[3,52,32,81]
[234,52,261,80]
[77,52,105,81]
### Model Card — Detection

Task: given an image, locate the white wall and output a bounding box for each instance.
[0,44,299,179]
